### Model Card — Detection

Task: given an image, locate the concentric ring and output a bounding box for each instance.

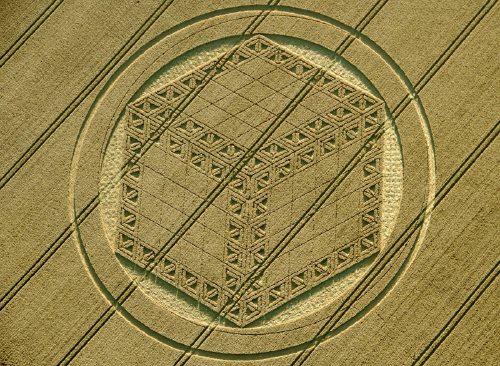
[69,6,435,359]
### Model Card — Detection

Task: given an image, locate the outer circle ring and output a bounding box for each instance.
[69,5,435,360]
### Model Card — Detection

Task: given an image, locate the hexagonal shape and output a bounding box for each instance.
[116,35,384,326]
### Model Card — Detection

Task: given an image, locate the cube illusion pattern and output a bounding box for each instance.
[115,35,384,326]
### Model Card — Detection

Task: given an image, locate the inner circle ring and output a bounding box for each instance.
[69,5,435,360]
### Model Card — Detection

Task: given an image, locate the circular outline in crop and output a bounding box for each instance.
[69,5,435,360]
[98,31,400,330]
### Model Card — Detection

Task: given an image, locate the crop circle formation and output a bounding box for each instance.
[70,6,434,359]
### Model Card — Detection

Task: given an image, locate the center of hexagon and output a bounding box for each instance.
[114,35,384,327]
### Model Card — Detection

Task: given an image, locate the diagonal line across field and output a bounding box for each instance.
[412,260,499,366]
[335,0,389,55]
[0,0,65,67]
[390,0,498,120]
[0,0,177,190]
[0,195,98,311]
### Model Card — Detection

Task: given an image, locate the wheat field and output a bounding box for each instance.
[0,1,499,365]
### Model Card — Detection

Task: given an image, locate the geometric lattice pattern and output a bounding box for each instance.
[116,35,384,326]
